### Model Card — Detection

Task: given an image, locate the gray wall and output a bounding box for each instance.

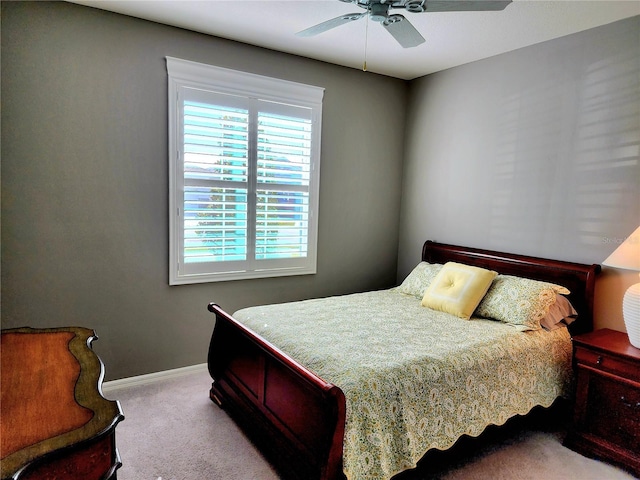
[398,16,640,332]
[3,2,638,380]
[1,2,407,380]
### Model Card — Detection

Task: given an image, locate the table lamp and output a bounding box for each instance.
[602,226,640,348]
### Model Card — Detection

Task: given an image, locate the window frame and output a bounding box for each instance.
[167,57,324,285]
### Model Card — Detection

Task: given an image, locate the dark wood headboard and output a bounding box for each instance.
[422,240,601,335]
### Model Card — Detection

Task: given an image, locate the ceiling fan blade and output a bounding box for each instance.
[296,13,365,37]
[382,14,426,48]
[425,1,511,12]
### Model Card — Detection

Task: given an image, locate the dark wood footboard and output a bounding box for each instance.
[207,303,346,480]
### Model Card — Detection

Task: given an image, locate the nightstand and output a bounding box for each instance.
[564,328,640,477]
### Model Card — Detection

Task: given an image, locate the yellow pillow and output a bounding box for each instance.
[421,262,497,319]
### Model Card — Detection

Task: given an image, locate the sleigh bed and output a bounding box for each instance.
[207,240,600,480]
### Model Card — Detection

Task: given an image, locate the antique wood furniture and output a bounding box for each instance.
[1,327,124,480]
[207,240,600,480]
[564,328,640,477]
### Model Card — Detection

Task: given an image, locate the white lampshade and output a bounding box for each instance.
[603,226,640,349]
[603,226,640,271]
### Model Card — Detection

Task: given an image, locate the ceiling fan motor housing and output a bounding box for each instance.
[370,3,389,22]
[340,0,427,13]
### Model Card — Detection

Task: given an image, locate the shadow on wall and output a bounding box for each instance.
[489,30,639,258]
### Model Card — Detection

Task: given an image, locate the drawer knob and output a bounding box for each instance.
[596,355,603,365]
[620,396,640,410]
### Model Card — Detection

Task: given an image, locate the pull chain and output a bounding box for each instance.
[363,12,369,71]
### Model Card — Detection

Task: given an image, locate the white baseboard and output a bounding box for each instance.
[102,363,208,393]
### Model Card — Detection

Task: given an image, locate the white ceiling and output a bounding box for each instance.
[69,0,639,80]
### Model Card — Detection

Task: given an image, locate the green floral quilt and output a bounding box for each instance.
[233,289,573,480]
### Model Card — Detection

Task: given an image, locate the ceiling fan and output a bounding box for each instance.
[296,0,512,48]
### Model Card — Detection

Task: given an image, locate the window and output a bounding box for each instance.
[167,57,324,284]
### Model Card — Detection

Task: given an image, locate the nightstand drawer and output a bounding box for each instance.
[575,346,640,383]
[584,373,640,453]
[566,329,640,477]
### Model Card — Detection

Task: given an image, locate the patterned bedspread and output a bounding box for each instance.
[233,289,573,480]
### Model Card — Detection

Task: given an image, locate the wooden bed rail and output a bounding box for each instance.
[207,303,346,480]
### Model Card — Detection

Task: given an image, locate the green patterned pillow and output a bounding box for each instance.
[475,275,571,331]
[394,262,443,298]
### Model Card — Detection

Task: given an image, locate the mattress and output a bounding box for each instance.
[234,289,573,480]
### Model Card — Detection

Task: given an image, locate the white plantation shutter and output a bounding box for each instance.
[167,58,323,284]
[256,111,312,260]
[183,100,249,265]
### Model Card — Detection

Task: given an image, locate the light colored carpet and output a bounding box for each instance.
[107,368,637,480]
